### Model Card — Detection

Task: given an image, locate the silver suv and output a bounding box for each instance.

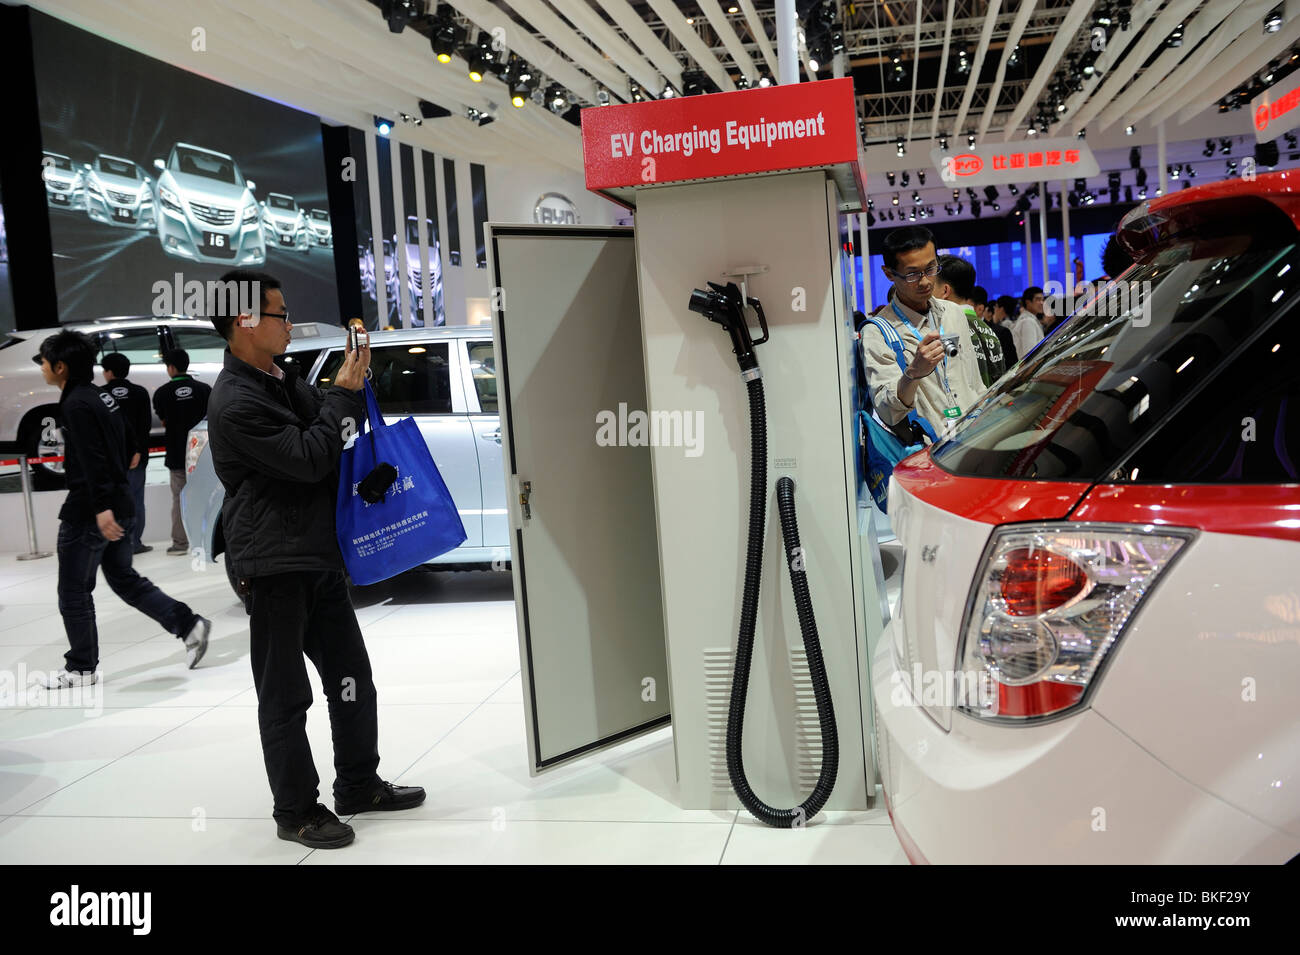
[84,154,156,230]
[42,151,85,210]
[306,209,332,248]
[182,326,507,598]
[260,193,310,253]
[0,316,231,488]
[153,143,264,265]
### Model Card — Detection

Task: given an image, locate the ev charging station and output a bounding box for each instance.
[489,78,888,823]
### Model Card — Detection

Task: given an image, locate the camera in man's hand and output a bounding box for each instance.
[940,332,961,359]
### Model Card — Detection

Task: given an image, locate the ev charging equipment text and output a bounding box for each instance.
[609,112,828,159]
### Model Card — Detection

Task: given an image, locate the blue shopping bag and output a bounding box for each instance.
[336,379,467,585]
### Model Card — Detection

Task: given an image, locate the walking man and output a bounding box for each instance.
[33,331,210,688]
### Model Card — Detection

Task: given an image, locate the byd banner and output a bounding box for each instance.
[1252,70,1300,143]
[581,77,860,191]
[927,136,1100,188]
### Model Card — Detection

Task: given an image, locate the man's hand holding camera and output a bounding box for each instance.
[333,336,371,392]
[899,331,944,409]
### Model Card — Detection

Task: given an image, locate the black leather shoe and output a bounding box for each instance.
[133,544,153,555]
[335,780,426,816]
[276,804,355,849]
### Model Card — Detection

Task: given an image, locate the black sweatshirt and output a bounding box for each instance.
[101,377,151,461]
[58,380,134,523]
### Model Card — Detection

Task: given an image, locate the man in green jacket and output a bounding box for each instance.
[936,254,1006,389]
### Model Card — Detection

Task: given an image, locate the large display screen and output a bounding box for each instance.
[31,12,338,322]
[0,179,12,336]
[861,232,1112,312]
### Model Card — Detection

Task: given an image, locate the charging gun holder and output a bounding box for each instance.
[687,281,839,828]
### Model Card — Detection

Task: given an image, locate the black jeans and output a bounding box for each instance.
[127,465,146,548]
[248,571,380,825]
[57,516,197,673]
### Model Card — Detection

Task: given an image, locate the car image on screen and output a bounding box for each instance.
[260,192,310,253]
[42,151,85,210]
[84,154,155,230]
[153,143,264,265]
[307,208,332,248]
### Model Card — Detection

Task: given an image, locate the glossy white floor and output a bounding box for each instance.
[0,541,908,865]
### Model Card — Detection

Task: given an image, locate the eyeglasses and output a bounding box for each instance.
[889,262,941,284]
[258,311,291,323]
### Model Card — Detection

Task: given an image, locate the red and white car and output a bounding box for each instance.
[874,172,1300,864]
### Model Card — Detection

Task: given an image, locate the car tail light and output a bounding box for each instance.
[185,428,209,475]
[957,523,1193,722]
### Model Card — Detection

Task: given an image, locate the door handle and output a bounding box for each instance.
[481,429,501,444]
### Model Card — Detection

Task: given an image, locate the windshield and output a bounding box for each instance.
[931,231,1299,481]
[97,157,137,179]
[269,195,296,211]
[171,146,239,184]
[310,210,329,221]
[405,218,434,244]
[45,155,73,171]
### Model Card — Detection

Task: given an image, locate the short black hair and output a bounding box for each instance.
[1101,234,1133,279]
[35,330,96,383]
[971,286,988,307]
[163,349,190,374]
[882,225,935,270]
[936,254,977,301]
[996,294,1018,316]
[211,269,282,341]
[1022,286,1044,306]
[101,352,131,378]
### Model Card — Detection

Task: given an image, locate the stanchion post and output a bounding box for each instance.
[16,454,53,561]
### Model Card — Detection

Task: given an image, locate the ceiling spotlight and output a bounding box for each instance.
[1167,23,1184,47]
[466,106,495,127]
[808,56,820,73]
[430,9,462,63]
[1129,146,1141,169]
[1169,164,1180,180]
[955,47,971,76]
[630,81,645,102]
[685,16,694,24]
[1008,183,1018,196]
[1027,126,1037,136]
[938,134,948,151]
[380,0,421,34]
[467,49,486,83]
[728,4,739,12]
[1125,185,1134,203]
[1227,159,1238,176]
[1203,138,1215,157]
[375,117,392,136]
[596,87,610,106]
[1125,124,1135,135]
[1136,168,1148,187]
[661,85,676,98]
[917,170,926,185]
[1007,45,1021,69]
[912,191,921,203]
[971,198,982,218]
[892,193,899,205]
[967,132,976,147]
[1265,6,1284,33]
[896,137,906,157]
[900,170,910,187]
[736,75,751,90]
[984,185,999,201]
[886,171,896,186]
[757,74,772,88]
[547,84,568,113]
[1220,137,1232,155]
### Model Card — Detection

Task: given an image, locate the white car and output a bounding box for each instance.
[260,193,310,253]
[401,215,443,325]
[83,154,156,230]
[42,151,85,210]
[153,143,264,265]
[873,173,1300,864]
[306,208,332,248]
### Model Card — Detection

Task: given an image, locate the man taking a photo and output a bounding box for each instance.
[206,269,424,850]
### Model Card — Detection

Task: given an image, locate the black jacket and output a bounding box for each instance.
[59,380,134,523]
[207,349,362,578]
[153,374,211,469]
[991,321,1018,367]
[101,378,151,462]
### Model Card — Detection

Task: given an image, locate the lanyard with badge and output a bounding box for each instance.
[891,300,962,419]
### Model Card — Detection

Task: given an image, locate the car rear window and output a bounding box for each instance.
[931,225,1299,483]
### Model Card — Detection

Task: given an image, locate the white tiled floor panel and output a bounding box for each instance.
[0,547,906,864]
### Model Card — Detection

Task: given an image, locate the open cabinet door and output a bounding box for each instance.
[488,225,670,774]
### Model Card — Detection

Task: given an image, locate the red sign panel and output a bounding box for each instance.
[581,78,860,191]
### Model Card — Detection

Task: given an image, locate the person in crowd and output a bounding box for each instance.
[935,255,1005,388]
[152,349,211,556]
[861,226,985,440]
[1100,234,1135,282]
[206,269,424,850]
[987,295,1020,367]
[1012,286,1049,360]
[31,331,210,688]
[971,285,990,322]
[100,353,152,554]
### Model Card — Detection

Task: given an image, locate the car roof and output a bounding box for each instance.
[43,151,71,159]
[268,192,294,199]
[96,153,135,165]
[173,143,232,159]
